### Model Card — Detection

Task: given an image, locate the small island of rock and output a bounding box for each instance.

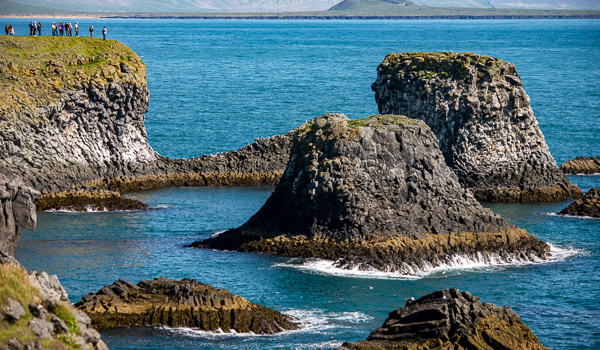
[75,277,299,334]
[338,289,548,350]
[372,52,582,202]
[560,156,600,175]
[195,114,550,274]
[559,188,600,218]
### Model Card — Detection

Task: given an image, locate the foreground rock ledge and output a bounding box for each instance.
[372,52,581,202]
[338,289,548,350]
[559,188,600,218]
[194,114,550,273]
[560,156,600,175]
[75,277,299,334]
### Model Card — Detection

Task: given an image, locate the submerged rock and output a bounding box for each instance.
[338,289,549,350]
[561,156,600,175]
[559,188,600,218]
[195,114,549,274]
[75,277,299,334]
[372,52,581,202]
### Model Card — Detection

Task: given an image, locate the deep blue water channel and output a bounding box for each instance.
[8,18,600,349]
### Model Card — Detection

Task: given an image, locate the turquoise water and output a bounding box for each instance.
[8,19,600,349]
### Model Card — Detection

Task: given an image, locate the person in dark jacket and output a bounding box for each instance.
[4,24,8,35]
[37,22,41,36]
[102,26,107,40]
[89,25,93,38]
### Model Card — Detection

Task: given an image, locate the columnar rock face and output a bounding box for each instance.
[561,156,600,174]
[338,289,549,350]
[372,52,582,202]
[196,114,550,273]
[75,277,299,334]
[0,169,39,262]
[559,188,600,218]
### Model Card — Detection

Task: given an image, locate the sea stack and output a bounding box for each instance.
[75,277,299,334]
[372,52,582,202]
[338,289,549,350]
[195,114,549,274]
[559,188,600,218]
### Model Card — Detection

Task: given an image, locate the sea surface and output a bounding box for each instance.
[9,19,600,349]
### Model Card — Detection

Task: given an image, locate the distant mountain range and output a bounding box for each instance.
[1,0,598,14]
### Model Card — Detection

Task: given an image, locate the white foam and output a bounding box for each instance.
[211,230,227,238]
[275,244,584,280]
[546,212,599,220]
[44,206,140,213]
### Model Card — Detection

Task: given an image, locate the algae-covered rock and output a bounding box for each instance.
[559,188,600,218]
[196,114,550,274]
[75,277,299,334]
[372,52,581,202]
[35,189,147,211]
[338,288,549,350]
[561,156,600,175]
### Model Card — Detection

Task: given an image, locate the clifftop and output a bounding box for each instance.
[0,36,146,121]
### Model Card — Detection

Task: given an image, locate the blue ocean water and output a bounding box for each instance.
[7,18,600,349]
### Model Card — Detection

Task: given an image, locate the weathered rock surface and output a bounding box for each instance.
[0,169,39,262]
[75,277,299,334]
[196,114,550,273]
[560,156,600,174]
[559,188,600,218]
[35,190,147,212]
[338,289,548,350]
[372,52,581,202]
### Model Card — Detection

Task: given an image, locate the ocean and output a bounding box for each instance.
[10,18,600,349]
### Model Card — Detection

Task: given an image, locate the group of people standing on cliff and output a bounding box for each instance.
[4,21,108,40]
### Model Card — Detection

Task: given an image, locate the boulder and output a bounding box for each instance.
[196,114,550,274]
[560,156,600,174]
[559,188,600,218]
[1,298,25,322]
[372,52,582,202]
[75,277,299,334]
[338,289,549,350]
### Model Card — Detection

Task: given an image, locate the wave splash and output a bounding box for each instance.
[275,243,584,280]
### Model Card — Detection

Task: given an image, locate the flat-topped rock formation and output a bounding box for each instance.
[338,288,549,350]
[559,188,600,218]
[75,277,299,334]
[35,189,148,212]
[195,114,550,274]
[372,52,582,202]
[561,156,600,175]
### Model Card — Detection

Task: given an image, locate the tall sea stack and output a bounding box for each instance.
[196,114,550,274]
[372,52,582,202]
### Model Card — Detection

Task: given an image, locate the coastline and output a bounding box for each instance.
[2,15,599,19]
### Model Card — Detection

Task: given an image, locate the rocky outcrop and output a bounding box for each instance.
[0,262,108,350]
[561,156,600,174]
[36,190,148,211]
[75,277,299,334]
[195,114,550,274]
[338,289,548,350]
[372,52,581,202]
[0,169,39,263]
[559,188,600,218]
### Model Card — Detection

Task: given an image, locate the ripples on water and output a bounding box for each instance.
[8,18,600,349]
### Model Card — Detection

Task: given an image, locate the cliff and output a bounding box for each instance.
[560,156,600,175]
[75,277,299,334]
[338,289,548,350]
[372,52,582,202]
[559,188,600,218]
[196,114,550,274]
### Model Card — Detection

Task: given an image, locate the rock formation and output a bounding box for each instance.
[75,277,299,334]
[0,169,39,262]
[337,289,549,350]
[195,114,550,274]
[372,52,582,202]
[560,156,600,174]
[35,190,148,211]
[559,188,600,218]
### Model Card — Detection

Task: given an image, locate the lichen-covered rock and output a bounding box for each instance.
[561,156,600,175]
[559,188,600,218]
[0,169,40,263]
[372,52,581,202]
[75,277,299,334]
[338,289,548,350]
[196,114,550,273]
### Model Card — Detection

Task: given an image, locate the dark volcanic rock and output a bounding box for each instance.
[372,52,581,202]
[0,169,39,262]
[559,188,600,218]
[338,289,549,350]
[196,114,550,273]
[75,277,299,334]
[561,156,600,175]
[35,190,148,212]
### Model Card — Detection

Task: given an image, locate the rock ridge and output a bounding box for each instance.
[560,156,600,174]
[372,52,581,202]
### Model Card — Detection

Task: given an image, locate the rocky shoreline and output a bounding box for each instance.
[561,156,600,175]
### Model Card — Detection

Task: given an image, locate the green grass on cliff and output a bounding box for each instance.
[348,114,421,128]
[0,36,145,122]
